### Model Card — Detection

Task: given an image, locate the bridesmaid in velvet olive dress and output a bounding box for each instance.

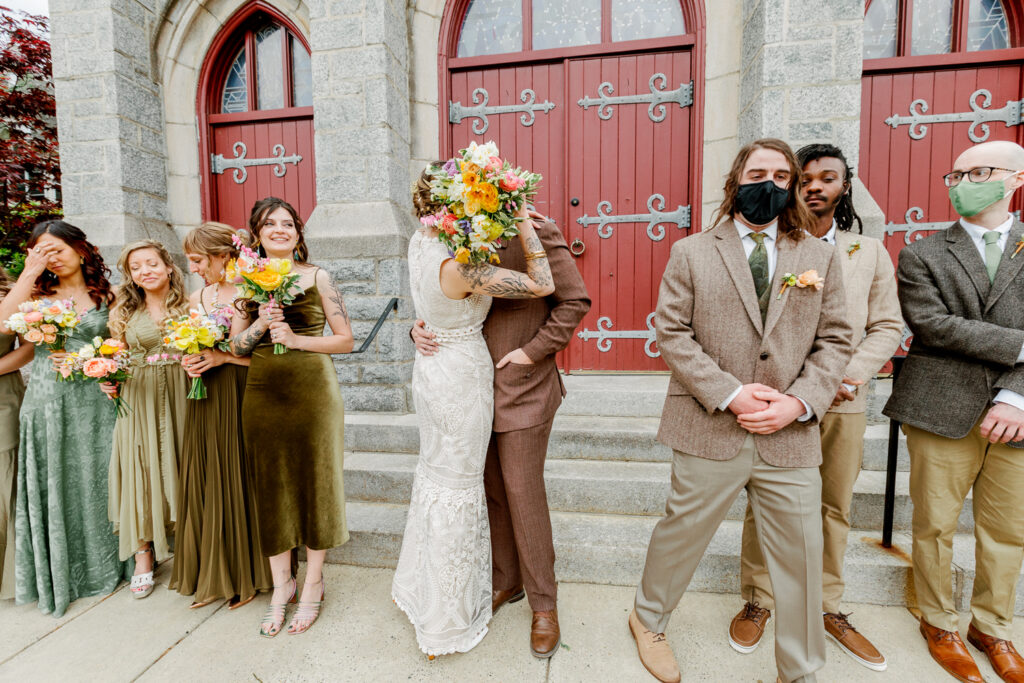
[229,197,353,638]
[0,221,129,617]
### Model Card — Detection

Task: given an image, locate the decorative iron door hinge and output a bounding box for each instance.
[885,88,1024,142]
[576,193,690,241]
[211,142,302,184]
[448,87,556,135]
[578,73,693,122]
[577,313,659,358]
[885,207,1021,244]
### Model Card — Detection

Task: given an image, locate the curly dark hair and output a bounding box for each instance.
[248,197,309,263]
[26,220,114,307]
[412,162,444,219]
[797,143,863,234]
[712,138,814,241]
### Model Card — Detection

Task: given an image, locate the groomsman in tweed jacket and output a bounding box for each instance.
[732,144,902,671]
[628,139,853,683]
[884,140,1024,683]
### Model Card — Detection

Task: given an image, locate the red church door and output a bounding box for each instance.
[441,0,704,372]
[200,4,316,229]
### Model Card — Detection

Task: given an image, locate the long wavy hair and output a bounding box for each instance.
[247,197,309,263]
[107,240,188,340]
[797,143,864,234]
[183,221,249,261]
[26,220,114,307]
[712,138,814,241]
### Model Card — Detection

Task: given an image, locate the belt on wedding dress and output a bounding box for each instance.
[425,322,484,343]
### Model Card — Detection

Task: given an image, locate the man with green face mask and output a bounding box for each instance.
[884,140,1024,683]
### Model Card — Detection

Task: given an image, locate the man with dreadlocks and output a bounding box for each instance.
[730,144,903,672]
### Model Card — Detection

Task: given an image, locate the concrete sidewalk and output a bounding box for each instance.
[1,562,1020,682]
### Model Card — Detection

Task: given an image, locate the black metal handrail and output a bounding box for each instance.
[349,297,399,354]
[882,355,905,548]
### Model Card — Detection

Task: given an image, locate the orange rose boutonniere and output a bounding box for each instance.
[1011,238,1024,260]
[778,269,825,299]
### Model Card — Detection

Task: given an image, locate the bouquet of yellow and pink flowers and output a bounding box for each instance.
[58,336,133,416]
[422,140,542,265]
[4,298,80,351]
[163,309,232,399]
[226,235,302,354]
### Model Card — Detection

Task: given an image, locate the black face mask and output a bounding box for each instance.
[735,180,790,226]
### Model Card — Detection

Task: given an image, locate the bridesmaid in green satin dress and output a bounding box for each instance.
[0,270,33,599]
[229,197,353,638]
[0,221,129,617]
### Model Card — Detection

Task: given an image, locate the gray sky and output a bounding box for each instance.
[2,0,49,17]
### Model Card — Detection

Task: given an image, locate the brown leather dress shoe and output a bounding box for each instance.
[824,612,887,671]
[492,586,525,616]
[919,618,983,682]
[729,602,771,654]
[967,623,1024,683]
[531,608,560,658]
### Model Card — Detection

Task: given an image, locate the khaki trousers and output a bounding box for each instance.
[741,411,866,613]
[635,436,826,683]
[905,420,1024,640]
[484,418,558,612]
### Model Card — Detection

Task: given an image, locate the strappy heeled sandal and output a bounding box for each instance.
[130,547,156,600]
[259,577,296,638]
[287,578,325,635]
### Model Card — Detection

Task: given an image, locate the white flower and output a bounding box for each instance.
[466,140,499,167]
[92,336,103,346]
[78,344,95,360]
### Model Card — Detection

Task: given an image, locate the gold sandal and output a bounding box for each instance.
[287,578,325,635]
[259,577,296,638]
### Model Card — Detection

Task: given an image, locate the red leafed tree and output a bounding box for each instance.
[0,6,60,274]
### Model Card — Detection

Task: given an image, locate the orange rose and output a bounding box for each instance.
[82,357,110,378]
[23,329,43,343]
[797,269,824,290]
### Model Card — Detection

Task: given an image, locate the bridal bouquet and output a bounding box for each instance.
[58,337,133,416]
[4,298,80,351]
[421,140,542,265]
[226,235,302,354]
[163,309,232,399]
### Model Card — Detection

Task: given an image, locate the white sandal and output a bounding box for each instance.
[131,547,156,599]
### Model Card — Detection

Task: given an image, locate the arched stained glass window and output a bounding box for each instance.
[456,0,687,57]
[217,15,312,113]
[863,0,1012,59]
[221,47,248,113]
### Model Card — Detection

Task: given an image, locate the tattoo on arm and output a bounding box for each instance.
[326,279,350,326]
[231,322,266,355]
[457,263,538,299]
[521,227,553,290]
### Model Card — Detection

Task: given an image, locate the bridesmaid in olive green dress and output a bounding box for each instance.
[0,270,33,599]
[170,222,271,608]
[230,197,353,638]
[1,220,128,617]
[105,240,188,599]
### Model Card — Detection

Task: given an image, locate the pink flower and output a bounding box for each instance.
[160,353,169,361]
[499,171,525,192]
[23,311,43,323]
[40,324,57,334]
[42,333,56,344]
[59,365,72,379]
[486,156,503,172]
[23,329,43,343]
[82,358,110,378]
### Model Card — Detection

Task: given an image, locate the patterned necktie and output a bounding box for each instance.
[748,232,770,323]
[984,230,1001,283]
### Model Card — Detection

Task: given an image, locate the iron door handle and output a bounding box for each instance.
[569,239,586,257]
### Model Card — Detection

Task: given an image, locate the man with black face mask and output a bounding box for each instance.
[628,139,853,683]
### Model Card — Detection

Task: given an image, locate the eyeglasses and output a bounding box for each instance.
[943,167,1021,187]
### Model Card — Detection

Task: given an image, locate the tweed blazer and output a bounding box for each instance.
[829,230,903,414]
[484,219,591,433]
[655,220,854,467]
[883,220,1024,445]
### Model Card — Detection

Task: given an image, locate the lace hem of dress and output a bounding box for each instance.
[391,591,490,656]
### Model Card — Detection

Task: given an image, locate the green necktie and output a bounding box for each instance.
[984,230,1001,283]
[748,232,770,323]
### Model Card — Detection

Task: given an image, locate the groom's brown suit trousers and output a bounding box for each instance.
[482,219,590,612]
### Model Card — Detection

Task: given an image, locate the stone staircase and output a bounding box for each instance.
[329,375,1024,615]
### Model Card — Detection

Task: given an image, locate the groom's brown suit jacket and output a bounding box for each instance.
[483,219,591,432]
[655,220,854,467]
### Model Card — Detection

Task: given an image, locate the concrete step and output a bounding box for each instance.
[328,501,1024,615]
[343,453,971,532]
[559,374,668,418]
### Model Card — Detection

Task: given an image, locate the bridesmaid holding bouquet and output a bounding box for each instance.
[105,240,188,599]
[1,220,128,617]
[169,222,272,608]
[230,197,353,637]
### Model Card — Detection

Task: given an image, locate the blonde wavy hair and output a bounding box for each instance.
[108,240,188,340]
[183,221,249,259]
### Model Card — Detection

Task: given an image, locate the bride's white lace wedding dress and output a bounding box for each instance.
[392,230,494,656]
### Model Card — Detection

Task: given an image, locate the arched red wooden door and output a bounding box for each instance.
[440,0,706,372]
[199,2,315,230]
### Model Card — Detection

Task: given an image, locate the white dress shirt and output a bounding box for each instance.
[817,220,838,246]
[961,213,1024,411]
[719,219,811,421]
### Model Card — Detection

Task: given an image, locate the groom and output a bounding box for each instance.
[629,139,853,683]
[412,209,591,658]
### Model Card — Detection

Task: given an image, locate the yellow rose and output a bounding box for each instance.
[452,203,466,218]
[249,268,284,290]
[269,258,291,275]
[98,344,119,355]
[454,247,471,264]
[479,182,500,212]
[463,198,481,217]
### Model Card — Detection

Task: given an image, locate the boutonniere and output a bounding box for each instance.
[778,269,825,299]
[1012,238,1024,259]
[846,241,861,259]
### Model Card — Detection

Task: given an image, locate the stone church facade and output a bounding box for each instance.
[46,0,1021,410]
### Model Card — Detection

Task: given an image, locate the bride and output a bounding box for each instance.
[392,165,554,657]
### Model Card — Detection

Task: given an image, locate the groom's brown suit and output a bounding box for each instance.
[483,218,590,612]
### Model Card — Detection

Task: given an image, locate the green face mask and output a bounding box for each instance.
[948,177,1012,218]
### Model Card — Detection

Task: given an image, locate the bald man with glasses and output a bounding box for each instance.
[884,140,1024,683]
